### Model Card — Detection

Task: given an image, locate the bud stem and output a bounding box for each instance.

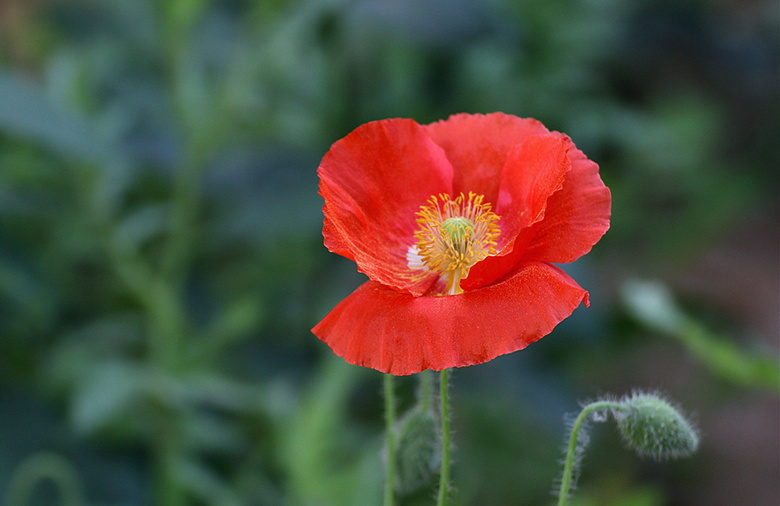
[557,400,625,506]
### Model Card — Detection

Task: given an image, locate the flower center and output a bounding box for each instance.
[411,192,501,295]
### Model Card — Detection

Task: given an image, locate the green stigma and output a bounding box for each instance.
[441,217,474,243]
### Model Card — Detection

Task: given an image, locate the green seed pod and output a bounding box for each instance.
[394,407,440,494]
[614,393,699,461]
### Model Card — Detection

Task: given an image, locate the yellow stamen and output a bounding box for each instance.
[412,192,501,295]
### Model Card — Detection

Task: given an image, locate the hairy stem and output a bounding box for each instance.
[384,374,397,506]
[557,400,624,506]
[437,368,451,506]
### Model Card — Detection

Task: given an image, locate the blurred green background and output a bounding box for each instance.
[0,0,778,505]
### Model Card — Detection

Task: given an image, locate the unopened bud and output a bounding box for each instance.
[394,407,440,494]
[614,393,699,461]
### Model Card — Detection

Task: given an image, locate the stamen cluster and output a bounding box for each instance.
[413,192,500,295]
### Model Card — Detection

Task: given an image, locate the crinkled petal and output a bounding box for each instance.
[521,138,611,263]
[495,135,571,249]
[425,113,550,203]
[312,262,589,375]
[460,135,571,291]
[319,118,453,295]
[459,234,529,292]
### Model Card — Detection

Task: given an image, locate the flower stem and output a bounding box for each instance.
[437,368,451,506]
[384,373,397,506]
[420,369,432,411]
[557,400,623,506]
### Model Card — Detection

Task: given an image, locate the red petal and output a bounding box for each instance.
[495,135,571,248]
[319,118,453,295]
[460,135,571,291]
[312,262,588,375]
[459,234,529,291]
[425,113,550,203]
[521,138,611,263]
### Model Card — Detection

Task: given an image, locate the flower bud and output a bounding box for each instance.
[614,393,699,461]
[394,407,440,494]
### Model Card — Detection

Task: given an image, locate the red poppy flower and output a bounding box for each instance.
[313,113,611,375]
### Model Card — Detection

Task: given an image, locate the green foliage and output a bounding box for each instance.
[624,280,780,392]
[0,0,776,504]
[4,453,85,506]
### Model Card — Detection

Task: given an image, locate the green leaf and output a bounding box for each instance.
[112,204,170,255]
[0,71,115,163]
[71,361,145,433]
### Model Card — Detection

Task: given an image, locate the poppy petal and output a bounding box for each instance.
[425,113,551,203]
[495,135,572,249]
[319,118,453,295]
[459,234,529,292]
[312,261,588,375]
[460,135,571,291]
[521,140,611,263]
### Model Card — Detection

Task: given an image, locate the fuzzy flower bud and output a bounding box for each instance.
[394,407,440,494]
[614,392,699,461]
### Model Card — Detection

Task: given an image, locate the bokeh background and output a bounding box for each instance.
[0,0,778,505]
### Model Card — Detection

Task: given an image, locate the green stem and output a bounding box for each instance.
[4,452,85,506]
[384,374,397,506]
[153,413,185,506]
[420,369,432,411]
[148,19,213,502]
[557,401,624,506]
[160,151,208,285]
[437,368,451,506]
